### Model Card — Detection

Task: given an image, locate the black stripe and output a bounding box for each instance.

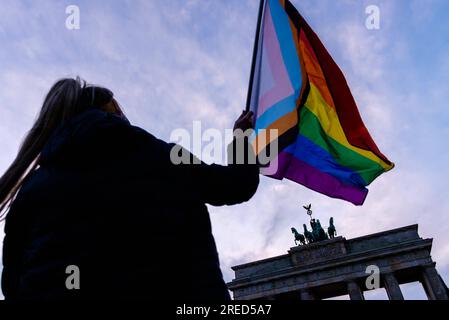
[284,0,304,32]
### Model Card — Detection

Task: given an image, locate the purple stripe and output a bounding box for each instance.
[260,148,293,179]
[268,152,368,205]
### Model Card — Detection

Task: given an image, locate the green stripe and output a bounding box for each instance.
[299,107,385,185]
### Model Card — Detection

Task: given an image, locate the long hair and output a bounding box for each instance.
[0,77,116,219]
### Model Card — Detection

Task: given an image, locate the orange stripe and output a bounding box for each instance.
[252,110,298,154]
[299,30,336,111]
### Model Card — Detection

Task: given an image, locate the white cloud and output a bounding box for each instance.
[0,0,448,300]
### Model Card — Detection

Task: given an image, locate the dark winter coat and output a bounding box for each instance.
[1,109,259,300]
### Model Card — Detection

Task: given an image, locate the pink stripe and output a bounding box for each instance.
[257,4,294,117]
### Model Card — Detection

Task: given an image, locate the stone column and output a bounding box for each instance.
[347,281,364,300]
[299,288,315,300]
[421,265,448,300]
[383,273,404,300]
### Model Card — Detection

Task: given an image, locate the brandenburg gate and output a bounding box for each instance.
[228,224,448,300]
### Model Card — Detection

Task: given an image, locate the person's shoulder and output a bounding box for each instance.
[72,109,129,134]
[73,109,155,140]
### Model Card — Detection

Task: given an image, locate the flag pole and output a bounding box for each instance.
[245,0,265,112]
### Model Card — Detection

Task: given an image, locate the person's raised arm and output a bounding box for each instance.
[84,109,260,207]
[164,110,260,206]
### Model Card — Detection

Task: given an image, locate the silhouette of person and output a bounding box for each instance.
[0,78,259,300]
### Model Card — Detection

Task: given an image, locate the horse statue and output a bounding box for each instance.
[328,217,337,239]
[311,219,321,242]
[316,219,329,241]
[291,227,306,246]
[303,224,314,244]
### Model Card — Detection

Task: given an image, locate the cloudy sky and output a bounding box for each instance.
[0,0,448,300]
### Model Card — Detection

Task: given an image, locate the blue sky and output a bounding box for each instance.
[0,0,448,300]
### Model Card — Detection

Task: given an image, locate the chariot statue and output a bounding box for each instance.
[290,204,337,246]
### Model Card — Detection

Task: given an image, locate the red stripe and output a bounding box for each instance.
[300,30,319,65]
[285,0,392,165]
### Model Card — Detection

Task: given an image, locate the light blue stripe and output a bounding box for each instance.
[268,0,303,91]
[254,89,300,131]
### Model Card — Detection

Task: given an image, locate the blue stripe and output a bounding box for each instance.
[285,135,366,187]
[268,0,303,91]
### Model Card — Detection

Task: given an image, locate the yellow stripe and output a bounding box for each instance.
[305,83,393,171]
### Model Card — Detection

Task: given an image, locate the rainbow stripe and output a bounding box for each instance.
[249,0,394,205]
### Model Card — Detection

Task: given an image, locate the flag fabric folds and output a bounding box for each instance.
[248,0,394,205]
